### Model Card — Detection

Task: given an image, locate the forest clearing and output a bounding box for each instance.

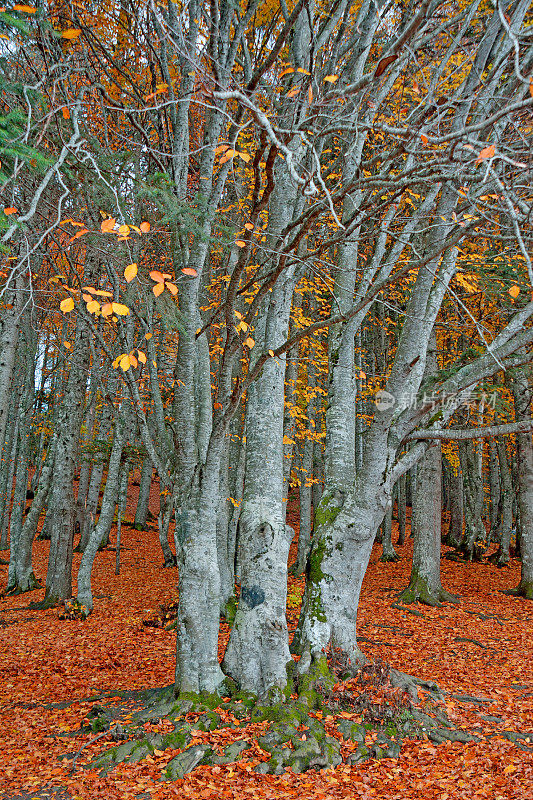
[1,0,533,798]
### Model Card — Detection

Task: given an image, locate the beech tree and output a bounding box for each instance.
[1,0,532,712]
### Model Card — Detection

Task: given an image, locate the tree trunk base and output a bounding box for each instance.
[379,552,400,563]
[503,581,533,600]
[397,576,458,607]
[5,572,41,595]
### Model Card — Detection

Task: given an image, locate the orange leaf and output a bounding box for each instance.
[61,28,81,39]
[100,217,116,233]
[62,107,70,119]
[421,134,428,145]
[13,4,36,12]
[476,144,495,164]
[235,240,246,248]
[181,267,198,277]
[69,229,88,241]
[101,303,113,317]
[3,207,17,215]
[166,282,178,295]
[509,285,520,299]
[60,297,75,313]
[140,221,151,233]
[153,282,164,297]
[324,75,338,83]
[86,300,100,314]
[149,270,165,282]
[124,263,138,282]
[111,302,130,316]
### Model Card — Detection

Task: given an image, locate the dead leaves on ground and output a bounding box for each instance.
[0,491,532,799]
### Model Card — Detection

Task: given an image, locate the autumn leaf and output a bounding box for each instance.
[374,54,398,78]
[86,300,100,314]
[61,28,81,39]
[137,350,147,364]
[181,267,198,277]
[60,297,75,313]
[13,4,36,11]
[235,240,246,248]
[118,224,130,236]
[153,282,165,297]
[69,229,88,242]
[119,354,131,371]
[3,207,17,215]
[279,66,295,77]
[149,270,165,283]
[476,144,495,164]
[165,282,178,296]
[324,75,339,83]
[421,134,428,145]
[140,221,150,233]
[124,263,138,282]
[101,303,113,317]
[100,217,116,233]
[509,285,520,299]
[244,337,255,348]
[111,302,130,316]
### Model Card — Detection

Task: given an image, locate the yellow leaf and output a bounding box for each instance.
[509,285,520,299]
[238,151,251,163]
[118,224,130,235]
[324,75,338,83]
[153,282,164,297]
[287,87,300,98]
[145,332,153,340]
[86,300,100,314]
[63,341,71,349]
[111,302,130,316]
[61,28,81,39]
[60,297,75,313]
[82,294,93,302]
[235,240,246,248]
[120,354,131,371]
[244,337,255,348]
[101,303,113,317]
[129,353,138,368]
[244,222,254,230]
[214,144,230,155]
[94,290,113,297]
[268,349,275,357]
[137,350,147,364]
[100,217,116,233]
[279,67,295,77]
[140,221,150,233]
[297,67,310,75]
[124,263,138,282]
[166,282,178,295]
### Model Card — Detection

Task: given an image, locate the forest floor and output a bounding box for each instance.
[1,480,532,800]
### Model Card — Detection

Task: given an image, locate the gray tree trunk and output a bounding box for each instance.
[399,442,455,605]
[509,362,533,598]
[379,500,398,562]
[134,457,153,529]
[492,439,512,567]
[397,474,407,546]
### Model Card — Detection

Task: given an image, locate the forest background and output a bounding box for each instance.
[0,0,533,797]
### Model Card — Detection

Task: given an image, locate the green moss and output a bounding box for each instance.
[314,493,341,529]
[222,594,238,625]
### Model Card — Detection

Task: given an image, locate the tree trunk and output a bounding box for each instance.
[397,474,407,546]
[491,439,512,567]
[380,500,398,562]
[399,442,455,605]
[509,363,533,598]
[134,457,153,529]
